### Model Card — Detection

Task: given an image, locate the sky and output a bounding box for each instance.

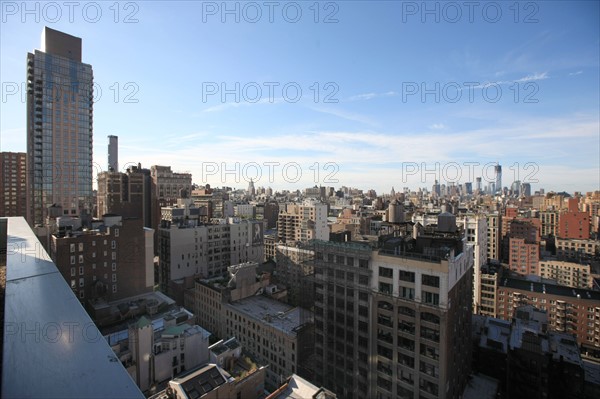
[1,0,599,194]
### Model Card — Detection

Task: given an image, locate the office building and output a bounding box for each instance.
[313,219,474,399]
[27,27,93,226]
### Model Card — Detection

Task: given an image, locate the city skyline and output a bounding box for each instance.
[1,1,599,193]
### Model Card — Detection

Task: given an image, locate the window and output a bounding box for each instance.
[379,282,392,295]
[112,284,117,293]
[111,240,116,249]
[379,266,393,278]
[79,266,84,275]
[70,255,75,265]
[399,270,415,282]
[398,306,415,317]
[114,228,119,237]
[400,287,414,300]
[78,254,84,264]
[422,274,440,287]
[421,326,440,342]
[79,278,84,287]
[70,267,76,277]
[422,291,439,305]
[112,274,117,282]
[78,243,84,252]
[70,244,75,253]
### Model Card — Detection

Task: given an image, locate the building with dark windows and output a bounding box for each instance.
[0,152,27,217]
[26,27,94,226]
[313,214,473,399]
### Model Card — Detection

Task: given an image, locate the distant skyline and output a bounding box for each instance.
[1,1,599,193]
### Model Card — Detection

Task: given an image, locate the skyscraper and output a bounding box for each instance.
[27,27,94,226]
[494,164,502,194]
[108,135,118,172]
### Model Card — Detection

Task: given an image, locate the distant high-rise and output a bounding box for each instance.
[248,178,256,197]
[27,27,93,225]
[108,135,118,172]
[475,177,482,192]
[495,163,502,194]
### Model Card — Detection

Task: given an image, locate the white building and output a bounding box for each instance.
[158,218,265,294]
[106,308,211,392]
[277,200,329,243]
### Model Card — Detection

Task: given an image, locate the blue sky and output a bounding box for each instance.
[1,1,599,193]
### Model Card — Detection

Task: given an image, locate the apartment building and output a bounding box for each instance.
[0,152,27,217]
[158,218,264,297]
[50,214,154,304]
[496,277,600,352]
[538,259,593,289]
[277,200,329,243]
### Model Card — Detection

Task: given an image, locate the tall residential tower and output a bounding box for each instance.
[26,27,94,226]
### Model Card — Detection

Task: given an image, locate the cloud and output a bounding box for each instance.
[515,72,549,82]
[346,91,397,101]
[568,70,583,76]
[309,106,379,126]
[428,123,446,130]
[201,97,284,113]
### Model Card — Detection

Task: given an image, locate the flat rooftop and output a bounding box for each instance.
[226,296,310,336]
[500,276,600,300]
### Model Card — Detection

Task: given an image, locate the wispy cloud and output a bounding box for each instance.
[201,97,284,113]
[346,91,397,102]
[568,70,583,76]
[309,106,379,126]
[428,123,446,130]
[515,72,549,82]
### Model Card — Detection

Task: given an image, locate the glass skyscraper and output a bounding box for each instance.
[26,27,93,226]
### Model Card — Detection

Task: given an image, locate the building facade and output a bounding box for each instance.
[277,200,329,243]
[50,215,154,304]
[0,152,27,217]
[27,27,93,225]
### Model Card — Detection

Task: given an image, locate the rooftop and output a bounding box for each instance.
[175,363,230,398]
[479,318,511,354]
[226,295,310,336]
[462,374,499,399]
[267,374,336,399]
[499,276,600,300]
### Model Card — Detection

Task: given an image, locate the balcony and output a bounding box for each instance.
[1,217,144,399]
